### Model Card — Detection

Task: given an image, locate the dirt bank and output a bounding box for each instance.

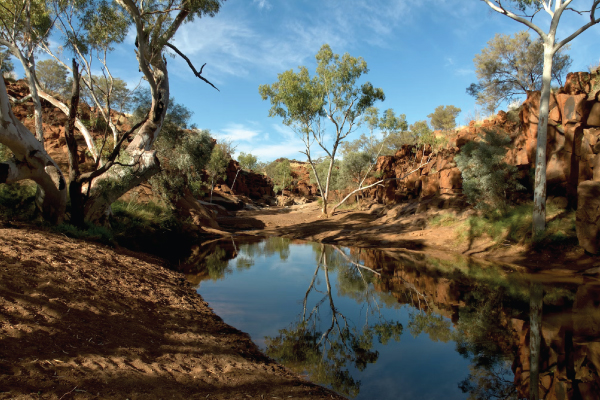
[0,223,345,400]
[218,203,600,272]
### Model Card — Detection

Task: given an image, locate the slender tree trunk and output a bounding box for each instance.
[529,283,543,400]
[231,168,241,193]
[532,45,555,237]
[65,60,84,227]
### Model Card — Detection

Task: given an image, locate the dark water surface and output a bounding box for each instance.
[179,237,600,400]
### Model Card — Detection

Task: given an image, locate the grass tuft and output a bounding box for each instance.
[457,202,576,249]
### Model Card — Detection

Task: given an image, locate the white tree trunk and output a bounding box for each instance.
[128,59,169,151]
[81,60,167,223]
[532,45,555,237]
[0,76,67,223]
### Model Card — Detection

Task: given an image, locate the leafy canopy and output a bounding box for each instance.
[467,31,571,112]
[237,152,258,171]
[455,129,525,215]
[36,59,69,95]
[427,105,461,131]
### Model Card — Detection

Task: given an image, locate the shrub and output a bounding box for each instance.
[0,181,37,219]
[455,129,524,215]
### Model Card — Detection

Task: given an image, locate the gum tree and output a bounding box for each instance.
[260,44,384,216]
[481,0,600,236]
[0,0,53,143]
[467,30,571,112]
[0,0,224,224]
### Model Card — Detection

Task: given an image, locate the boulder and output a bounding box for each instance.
[277,196,294,207]
[439,168,462,189]
[556,93,588,124]
[576,180,600,254]
[588,102,600,127]
[175,192,220,229]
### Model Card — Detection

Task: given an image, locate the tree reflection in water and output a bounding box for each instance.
[183,238,600,399]
[264,244,402,398]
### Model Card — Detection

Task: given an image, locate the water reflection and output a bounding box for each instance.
[266,244,402,397]
[177,237,600,399]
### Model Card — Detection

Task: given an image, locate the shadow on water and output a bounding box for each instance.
[176,236,600,400]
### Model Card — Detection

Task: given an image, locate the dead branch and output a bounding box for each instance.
[164,42,219,91]
[330,153,435,215]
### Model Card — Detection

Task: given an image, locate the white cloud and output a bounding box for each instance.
[214,123,264,142]
[253,0,271,10]
[170,0,428,83]
[455,68,474,76]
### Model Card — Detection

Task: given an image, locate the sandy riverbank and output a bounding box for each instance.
[0,224,345,400]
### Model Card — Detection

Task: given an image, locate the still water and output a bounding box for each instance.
[178,236,600,400]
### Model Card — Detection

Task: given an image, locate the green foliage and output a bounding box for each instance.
[261,44,384,209]
[427,105,461,131]
[237,152,258,171]
[206,142,232,196]
[457,202,577,248]
[0,142,12,159]
[54,222,114,244]
[409,120,432,142]
[263,159,293,193]
[340,151,371,188]
[407,312,452,343]
[151,128,214,201]
[87,75,133,113]
[0,181,37,220]
[259,66,325,133]
[455,129,524,214]
[309,158,342,192]
[110,199,178,235]
[36,59,69,96]
[468,31,571,112]
[0,49,14,74]
[0,0,52,45]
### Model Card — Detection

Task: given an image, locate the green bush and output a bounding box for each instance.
[455,129,524,215]
[0,181,37,219]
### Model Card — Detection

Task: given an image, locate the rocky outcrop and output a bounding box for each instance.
[368,71,600,220]
[576,181,600,254]
[221,159,275,200]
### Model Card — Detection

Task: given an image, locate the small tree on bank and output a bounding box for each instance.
[480,0,600,238]
[206,143,232,203]
[260,44,384,216]
[427,105,461,131]
[238,152,258,171]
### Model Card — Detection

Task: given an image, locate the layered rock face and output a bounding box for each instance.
[368,71,600,220]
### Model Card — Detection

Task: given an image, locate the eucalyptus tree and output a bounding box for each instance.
[0,0,53,143]
[427,105,461,131]
[481,0,600,236]
[0,0,224,224]
[335,107,408,212]
[467,31,571,112]
[260,44,384,216]
[35,58,69,95]
[237,152,258,171]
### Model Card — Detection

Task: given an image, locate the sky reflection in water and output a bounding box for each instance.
[180,237,600,400]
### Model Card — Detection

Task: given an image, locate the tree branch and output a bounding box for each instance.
[164,42,219,91]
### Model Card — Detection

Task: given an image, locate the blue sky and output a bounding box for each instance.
[41,0,600,161]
